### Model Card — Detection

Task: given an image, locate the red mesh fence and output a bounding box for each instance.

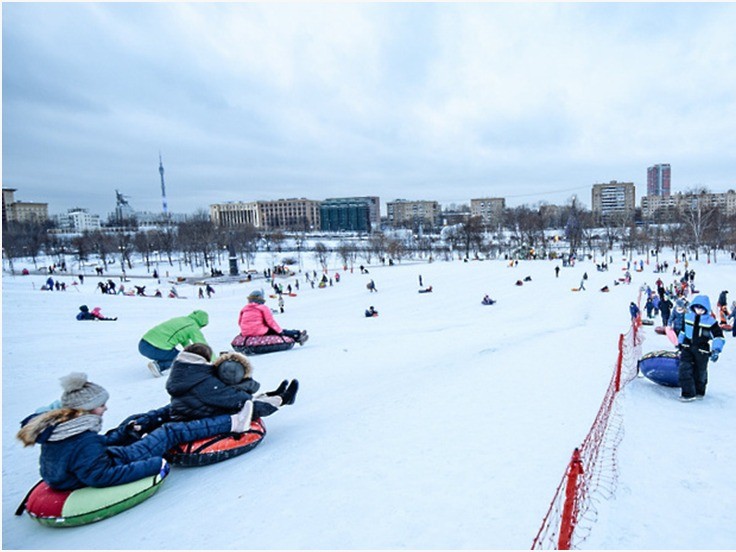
[531,320,644,549]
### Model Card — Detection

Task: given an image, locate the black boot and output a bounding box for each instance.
[265,380,289,397]
[281,379,299,406]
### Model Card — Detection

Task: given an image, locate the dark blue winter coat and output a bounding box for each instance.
[678,295,725,354]
[166,352,251,421]
[38,429,161,491]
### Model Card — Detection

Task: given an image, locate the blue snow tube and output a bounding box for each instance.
[638,350,680,387]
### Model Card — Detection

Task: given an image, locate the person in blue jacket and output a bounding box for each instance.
[629,302,640,322]
[16,372,254,491]
[677,294,725,402]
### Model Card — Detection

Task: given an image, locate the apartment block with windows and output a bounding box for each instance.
[386,199,440,229]
[647,164,671,197]
[470,197,506,226]
[642,190,736,220]
[210,198,320,231]
[320,197,378,232]
[591,181,636,223]
[2,188,49,228]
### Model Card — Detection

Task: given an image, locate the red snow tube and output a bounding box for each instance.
[231,334,295,355]
[166,418,266,467]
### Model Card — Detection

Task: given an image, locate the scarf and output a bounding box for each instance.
[46,414,103,442]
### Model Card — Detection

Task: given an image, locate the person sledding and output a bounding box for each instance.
[16,372,254,492]
[676,294,725,401]
[238,289,308,345]
[481,295,496,305]
[76,305,117,321]
[139,310,213,377]
[365,306,378,317]
[366,279,377,292]
[165,344,298,424]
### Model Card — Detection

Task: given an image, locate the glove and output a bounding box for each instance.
[711,351,720,363]
[159,458,170,480]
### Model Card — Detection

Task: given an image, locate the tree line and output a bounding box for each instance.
[3,191,735,274]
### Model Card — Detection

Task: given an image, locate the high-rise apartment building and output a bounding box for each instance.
[591,181,636,223]
[647,164,671,197]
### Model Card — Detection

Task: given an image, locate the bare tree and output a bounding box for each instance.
[677,187,719,261]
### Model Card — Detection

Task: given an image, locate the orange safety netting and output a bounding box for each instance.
[531,320,643,549]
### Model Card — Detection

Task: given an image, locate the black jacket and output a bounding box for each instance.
[166,352,250,421]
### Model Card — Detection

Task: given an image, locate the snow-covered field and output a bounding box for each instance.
[3,252,735,549]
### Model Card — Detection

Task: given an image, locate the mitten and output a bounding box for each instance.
[159,458,170,480]
[711,351,719,363]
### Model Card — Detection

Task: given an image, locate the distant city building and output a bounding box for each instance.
[320,197,378,233]
[470,198,506,226]
[54,208,101,232]
[642,190,736,220]
[647,164,671,197]
[386,199,441,229]
[210,198,321,231]
[2,188,49,229]
[591,181,636,223]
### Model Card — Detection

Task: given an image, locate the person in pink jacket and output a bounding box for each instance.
[238,290,308,345]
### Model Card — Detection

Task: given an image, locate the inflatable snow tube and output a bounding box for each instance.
[166,418,266,467]
[19,474,165,527]
[231,334,296,355]
[638,350,680,387]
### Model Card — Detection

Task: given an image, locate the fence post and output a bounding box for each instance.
[614,334,625,393]
[557,448,584,550]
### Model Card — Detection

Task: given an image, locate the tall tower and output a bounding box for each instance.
[647,164,671,197]
[159,152,169,216]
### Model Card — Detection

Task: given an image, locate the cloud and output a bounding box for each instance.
[3,3,735,215]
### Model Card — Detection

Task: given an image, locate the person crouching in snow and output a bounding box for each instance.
[16,372,253,491]
[677,294,725,401]
[165,344,298,422]
[238,289,308,345]
[365,306,378,317]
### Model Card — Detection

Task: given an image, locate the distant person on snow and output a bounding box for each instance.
[238,290,308,345]
[16,372,254,491]
[677,294,725,401]
[365,306,378,317]
[629,302,640,322]
[481,295,496,305]
[139,310,212,377]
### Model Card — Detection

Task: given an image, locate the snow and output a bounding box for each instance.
[3,253,735,549]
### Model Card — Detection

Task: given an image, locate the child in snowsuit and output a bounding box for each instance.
[16,372,253,491]
[629,302,640,322]
[165,344,298,422]
[677,295,725,401]
[659,296,672,327]
[668,298,687,335]
[139,310,212,377]
[365,306,378,317]
[238,290,308,345]
[76,305,96,320]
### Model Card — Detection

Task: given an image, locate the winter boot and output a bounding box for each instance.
[297,331,309,346]
[264,380,289,397]
[280,379,299,406]
[148,361,162,378]
[230,400,254,433]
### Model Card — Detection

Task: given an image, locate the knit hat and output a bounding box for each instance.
[60,372,109,411]
[675,299,686,309]
[248,289,265,304]
[213,352,254,385]
[79,305,89,313]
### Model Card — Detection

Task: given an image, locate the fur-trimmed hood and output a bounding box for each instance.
[213,351,253,383]
[17,408,84,447]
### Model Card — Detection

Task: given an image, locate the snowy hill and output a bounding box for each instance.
[3,253,735,549]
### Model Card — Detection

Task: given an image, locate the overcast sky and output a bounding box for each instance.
[3,3,736,217]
